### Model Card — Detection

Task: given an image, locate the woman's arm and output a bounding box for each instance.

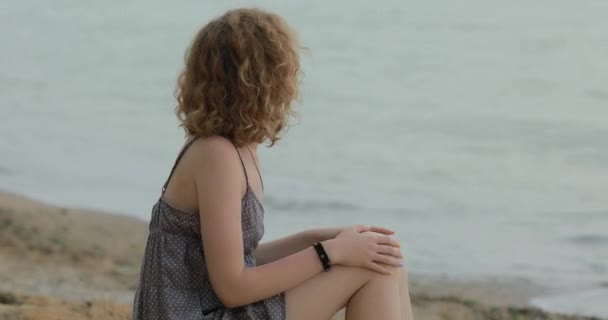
[194,139,327,307]
[255,226,394,265]
[254,228,338,265]
[193,138,401,308]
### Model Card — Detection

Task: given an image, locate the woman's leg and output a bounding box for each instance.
[285,265,412,320]
[399,267,413,319]
[344,266,401,320]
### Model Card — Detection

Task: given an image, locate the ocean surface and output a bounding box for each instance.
[1,0,607,317]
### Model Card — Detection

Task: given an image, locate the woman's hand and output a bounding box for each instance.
[323,225,403,275]
[321,225,395,241]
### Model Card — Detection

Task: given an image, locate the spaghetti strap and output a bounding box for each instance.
[245,146,264,190]
[233,143,249,187]
[161,138,197,194]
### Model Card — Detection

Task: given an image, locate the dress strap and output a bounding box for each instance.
[245,146,264,190]
[233,143,249,188]
[162,138,197,194]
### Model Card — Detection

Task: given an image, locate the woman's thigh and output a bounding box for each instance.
[285,266,379,320]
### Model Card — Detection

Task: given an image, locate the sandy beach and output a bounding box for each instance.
[0,191,602,320]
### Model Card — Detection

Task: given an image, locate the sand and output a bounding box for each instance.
[0,191,602,320]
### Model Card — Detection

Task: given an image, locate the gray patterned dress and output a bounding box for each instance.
[132,140,286,320]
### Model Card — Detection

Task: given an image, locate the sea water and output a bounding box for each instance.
[1,0,607,317]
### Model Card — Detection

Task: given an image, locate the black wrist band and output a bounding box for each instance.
[313,242,332,272]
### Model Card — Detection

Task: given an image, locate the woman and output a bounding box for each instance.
[132,8,413,320]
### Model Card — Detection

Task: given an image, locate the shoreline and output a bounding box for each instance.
[0,190,604,319]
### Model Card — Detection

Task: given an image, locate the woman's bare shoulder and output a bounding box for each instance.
[190,136,236,158]
[184,136,241,173]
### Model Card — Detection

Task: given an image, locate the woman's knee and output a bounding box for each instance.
[337,265,402,285]
[374,267,403,285]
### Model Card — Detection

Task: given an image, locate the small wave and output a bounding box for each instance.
[588,89,608,101]
[551,210,608,221]
[265,196,360,213]
[568,234,608,246]
[263,197,423,219]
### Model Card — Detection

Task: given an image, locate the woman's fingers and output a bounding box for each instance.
[368,226,395,235]
[373,253,402,267]
[351,225,371,233]
[376,244,403,258]
[374,235,401,247]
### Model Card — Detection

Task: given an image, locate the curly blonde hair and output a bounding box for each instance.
[175,8,301,147]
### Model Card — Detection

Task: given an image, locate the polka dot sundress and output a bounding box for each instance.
[132,140,286,320]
